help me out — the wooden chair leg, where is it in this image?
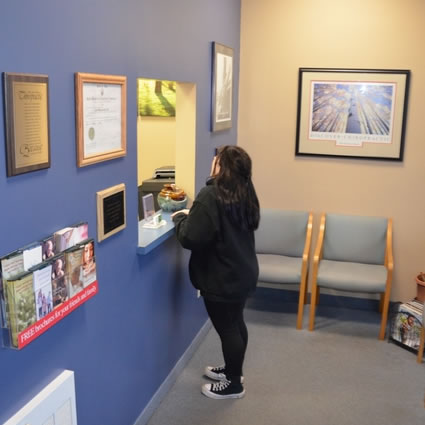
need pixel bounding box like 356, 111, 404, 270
379, 291, 391, 340
379, 293, 384, 313
296, 291, 305, 330
303, 271, 309, 305
417, 327, 425, 364
297, 276, 308, 330
309, 283, 319, 331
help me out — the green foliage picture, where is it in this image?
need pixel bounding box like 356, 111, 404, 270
138, 78, 176, 117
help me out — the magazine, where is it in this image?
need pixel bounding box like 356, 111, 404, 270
41, 235, 56, 261
65, 246, 84, 298
391, 301, 424, 350
0, 250, 25, 328
50, 254, 68, 308
32, 263, 53, 321
81, 239, 96, 287
54, 227, 75, 253
5, 271, 36, 348
72, 222, 89, 245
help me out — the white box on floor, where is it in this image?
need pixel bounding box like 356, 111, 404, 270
4, 370, 77, 425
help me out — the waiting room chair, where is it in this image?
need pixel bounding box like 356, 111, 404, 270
255, 209, 313, 330
417, 305, 424, 363
308, 213, 393, 340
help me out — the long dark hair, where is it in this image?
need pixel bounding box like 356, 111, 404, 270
214, 145, 260, 231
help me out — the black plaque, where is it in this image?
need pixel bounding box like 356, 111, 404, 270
97, 183, 126, 242
103, 191, 125, 235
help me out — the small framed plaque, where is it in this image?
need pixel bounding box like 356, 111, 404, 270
75, 72, 127, 167
96, 183, 126, 242
142, 193, 155, 223
3, 73, 51, 177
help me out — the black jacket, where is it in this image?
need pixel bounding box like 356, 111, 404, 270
173, 180, 258, 302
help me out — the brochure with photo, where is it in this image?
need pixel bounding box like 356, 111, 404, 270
81, 239, 96, 287
72, 222, 89, 245
41, 235, 56, 261
50, 253, 68, 308
65, 246, 84, 298
1, 250, 25, 280
5, 271, 36, 348
54, 227, 75, 253
32, 263, 53, 321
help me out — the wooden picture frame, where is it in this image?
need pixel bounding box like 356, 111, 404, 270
211, 42, 234, 132
3, 73, 51, 177
75, 73, 127, 167
96, 183, 126, 242
295, 68, 410, 161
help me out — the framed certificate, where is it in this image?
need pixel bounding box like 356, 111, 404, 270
75, 73, 127, 167
3, 73, 51, 177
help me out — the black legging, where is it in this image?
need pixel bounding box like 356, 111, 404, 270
204, 298, 248, 381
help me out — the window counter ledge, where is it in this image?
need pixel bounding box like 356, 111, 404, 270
137, 212, 176, 255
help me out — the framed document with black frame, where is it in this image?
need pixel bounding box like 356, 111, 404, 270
96, 183, 126, 242
75, 72, 127, 167
3, 73, 51, 177
211, 42, 234, 132
295, 68, 410, 161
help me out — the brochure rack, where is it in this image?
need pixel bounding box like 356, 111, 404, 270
1, 224, 98, 350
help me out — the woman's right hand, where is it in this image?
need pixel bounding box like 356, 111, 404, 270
171, 209, 190, 218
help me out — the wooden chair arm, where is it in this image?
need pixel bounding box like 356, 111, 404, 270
302, 212, 313, 263
385, 218, 393, 271
313, 213, 326, 264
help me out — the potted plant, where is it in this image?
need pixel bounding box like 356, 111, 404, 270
415, 273, 425, 302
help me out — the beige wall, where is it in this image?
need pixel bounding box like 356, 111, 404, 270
137, 116, 176, 185
239, 0, 425, 301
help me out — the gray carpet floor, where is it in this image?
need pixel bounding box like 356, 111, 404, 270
146, 293, 425, 425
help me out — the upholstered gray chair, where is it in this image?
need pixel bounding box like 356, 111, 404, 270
256, 209, 313, 329
308, 213, 393, 340
418, 305, 425, 363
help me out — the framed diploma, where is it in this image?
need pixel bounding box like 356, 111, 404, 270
75, 73, 127, 167
3, 73, 51, 177
96, 183, 126, 242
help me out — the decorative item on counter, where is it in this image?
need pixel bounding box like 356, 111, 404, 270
157, 183, 187, 212
415, 273, 425, 302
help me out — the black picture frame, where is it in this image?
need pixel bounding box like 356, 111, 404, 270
295, 68, 410, 161
211, 42, 234, 132
3, 73, 51, 176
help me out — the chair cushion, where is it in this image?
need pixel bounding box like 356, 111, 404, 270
323, 214, 387, 265
257, 253, 302, 284
317, 259, 387, 293
256, 209, 308, 257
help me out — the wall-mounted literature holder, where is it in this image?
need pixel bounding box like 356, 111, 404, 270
0, 223, 98, 350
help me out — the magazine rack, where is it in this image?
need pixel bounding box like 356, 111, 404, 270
1, 225, 98, 350
2, 280, 98, 349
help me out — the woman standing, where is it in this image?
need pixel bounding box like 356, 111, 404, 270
172, 145, 260, 399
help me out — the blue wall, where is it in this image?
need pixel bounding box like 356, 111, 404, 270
0, 1, 241, 424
